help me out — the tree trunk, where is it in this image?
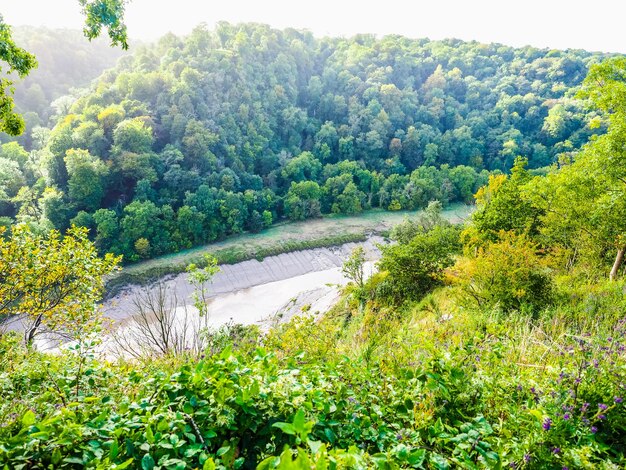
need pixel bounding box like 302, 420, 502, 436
610, 246, 626, 281
25, 313, 43, 348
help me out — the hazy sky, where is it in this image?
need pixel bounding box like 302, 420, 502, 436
2, 0, 625, 53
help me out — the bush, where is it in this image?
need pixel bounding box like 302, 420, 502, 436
377, 224, 461, 303
454, 231, 553, 312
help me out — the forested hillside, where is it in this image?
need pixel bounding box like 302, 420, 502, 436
0, 23, 609, 262
0, 26, 125, 148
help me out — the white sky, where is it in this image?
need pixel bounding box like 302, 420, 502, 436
2, 0, 625, 53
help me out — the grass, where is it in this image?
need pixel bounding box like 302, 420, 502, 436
104, 203, 473, 296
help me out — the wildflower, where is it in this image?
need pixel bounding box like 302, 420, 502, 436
598, 414, 606, 420
581, 402, 589, 413
552, 447, 561, 454
598, 403, 608, 411
615, 396, 623, 404
563, 413, 571, 420
524, 454, 532, 463
591, 426, 598, 433
542, 418, 552, 431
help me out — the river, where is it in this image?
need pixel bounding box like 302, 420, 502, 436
94, 237, 382, 356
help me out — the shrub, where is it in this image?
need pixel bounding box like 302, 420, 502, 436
377, 224, 461, 302
454, 231, 553, 312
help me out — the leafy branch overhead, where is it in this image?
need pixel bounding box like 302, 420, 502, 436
0, 1, 129, 136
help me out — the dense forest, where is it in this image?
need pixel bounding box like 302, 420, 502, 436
0, 23, 610, 261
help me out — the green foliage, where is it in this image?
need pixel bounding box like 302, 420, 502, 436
2, 23, 608, 263
378, 224, 461, 302
0, 15, 38, 136
5, 54, 626, 470
0, 5, 127, 137
187, 254, 220, 317
1, 299, 625, 468
454, 231, 554, 313
0, 225, 120, 345
79, 0, 129, 50
466, 157, 543, 246
341, 246, 366, 289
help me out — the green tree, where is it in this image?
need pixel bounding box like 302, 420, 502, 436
65, 148, 108, 211
455, 231, 553, 312
284, 181, 322, 221
342, 246, 366, 289
466, 157, 543, 247
0, 225, 120, 346
187, 255, 220, 318
378, 224, 461, 302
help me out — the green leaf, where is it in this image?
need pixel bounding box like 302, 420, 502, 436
63, 457, 86, 464
141, 454, 155, 470
272, 422, 296, 435
21, 410, 36, 426
110, 440, 119, 460
528, 409, 543, 422
51, 448, 61, 465
203, 459, 216, 470
293, 408, 306, 432
145, 425, 154, 443
408, 448, 426, 466
216, 446, 230, 457
114, 458, 135, 469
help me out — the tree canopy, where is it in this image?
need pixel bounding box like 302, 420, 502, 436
0, 23, 614, 263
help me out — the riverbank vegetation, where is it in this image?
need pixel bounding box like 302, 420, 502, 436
104, 203, 470, 296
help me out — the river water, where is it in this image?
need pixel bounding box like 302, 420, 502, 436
103, 237, 382, 333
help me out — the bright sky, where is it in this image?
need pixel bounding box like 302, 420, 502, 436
2, 0, 625, 53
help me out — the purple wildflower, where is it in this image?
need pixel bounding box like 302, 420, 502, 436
552, 447, 561, 454
615, 396, 623, 404
563, 413, 571, 420
543, 417, 552, 431
598, 403, 608, 411
598, 414, 606, 420
591, 426, 598, 433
